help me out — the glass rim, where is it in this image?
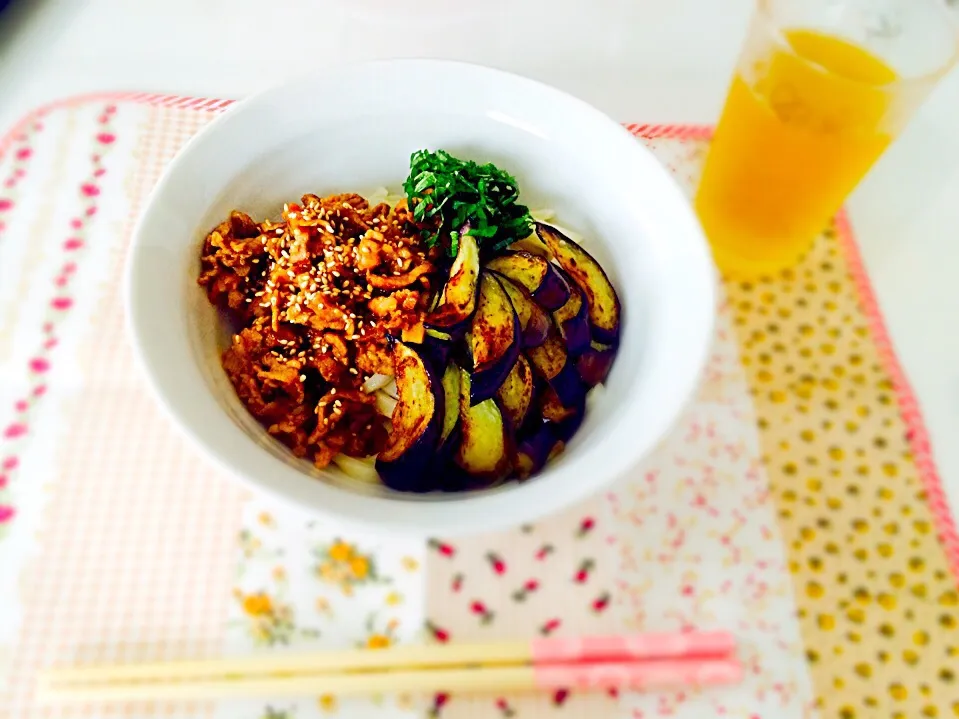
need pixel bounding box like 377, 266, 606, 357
755, 0, 959, 90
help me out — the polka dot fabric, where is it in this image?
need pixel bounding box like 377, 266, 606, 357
627, 126, 959, 719
723, 224, 959, 719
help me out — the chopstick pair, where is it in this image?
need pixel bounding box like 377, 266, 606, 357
39, 631, 742, 703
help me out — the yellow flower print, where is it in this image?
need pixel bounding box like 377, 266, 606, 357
318, 694, 337, 713
238, 529, 272, 560
362, 612, 398, 650
314, 540, 382, 595
235, 591, 299, 646
318, 560, 338, 582
258, 512, 275, 527
401, 556, 419, 572
385, 591, 403, 606
367, 633, 392, 650
350, 556, 370, 580
329, 540, 354, 562
272, 566, 287, 582
243, 593, 273, 617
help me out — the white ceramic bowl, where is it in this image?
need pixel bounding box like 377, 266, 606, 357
126, 59, 715, 536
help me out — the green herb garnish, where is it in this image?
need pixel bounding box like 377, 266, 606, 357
403, 149, 534, 257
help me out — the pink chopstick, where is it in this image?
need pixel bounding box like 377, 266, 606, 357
531, 631, 736, 664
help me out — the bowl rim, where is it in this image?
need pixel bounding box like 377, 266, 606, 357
125, 58, 716, 536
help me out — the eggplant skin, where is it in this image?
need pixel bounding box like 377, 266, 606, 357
550, 391, 586, 444
531, 263, 571, 312
377, 442, 435, 493
539, 384, 579, 424
575, 341, 616, 387
514, 386, 585, 481
419, 329, 456, 369
469, 273, 521, 404
376, 341, 443, 492
524, 327, 566, 383
489, 271, 550, 348
454, 368, 511, 482
515, 422, 555, 480
552, 282, 591, 356
535, 223, 621, 345
485, 251, 570, 311
496, 355, 534, 430
428, 232, 480, 329
524, 318, 584, 408
549, 360, 586, 408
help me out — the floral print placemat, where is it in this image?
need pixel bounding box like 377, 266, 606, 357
0, 96, 955, 719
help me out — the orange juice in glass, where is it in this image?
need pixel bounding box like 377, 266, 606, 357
696, 0, 958, 275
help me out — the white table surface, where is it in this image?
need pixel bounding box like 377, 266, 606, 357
2, 0, 958, 511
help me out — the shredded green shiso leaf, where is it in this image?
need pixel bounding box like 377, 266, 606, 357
403, 149, 534, 257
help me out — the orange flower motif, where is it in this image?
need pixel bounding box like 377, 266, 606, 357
349, 556, 370, 580
318, 560, 339, 583
329, 540, 354, 562
242, 593, 273, 616
367, 634, 391, 650
318, 694, 337, 713
315, 540, 379, 594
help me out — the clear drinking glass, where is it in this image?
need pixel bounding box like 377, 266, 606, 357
696, 0, 959, 276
